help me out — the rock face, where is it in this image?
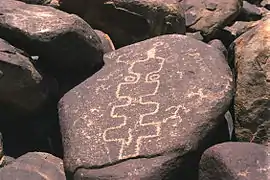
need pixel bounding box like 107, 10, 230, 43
232, 18, 270, 145
59, 34, 233, 179
94, 30, 115, 53
183, 0, 243, 38
0, 152, 65, 180
0, 38, 53, 113
199, 142, 270, 180
59, 0, 186, 48
0, 0, 104, 92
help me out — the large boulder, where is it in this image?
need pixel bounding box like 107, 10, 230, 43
199, 142, 270, 180
0, 152, 65, 180
183, 0, 243, 39
58, 34, 233, 179
0, 38, 54, 114
0, 0, 104, 93
59, 0, 186, 48
231, 18, 270, 145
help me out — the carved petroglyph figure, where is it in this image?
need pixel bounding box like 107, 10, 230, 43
103, 42, 184, 159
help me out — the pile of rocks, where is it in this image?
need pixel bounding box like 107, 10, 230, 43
0, 0, 269, 179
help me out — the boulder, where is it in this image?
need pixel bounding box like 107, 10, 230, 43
0, 152, 65, 180
183, 0, 243, 39
231, 18, 270, 145
59, 0, 186, 48
199, 142, 270, 180
0, 38, 54, 114
58, 34, 233, 179
0, 0, 104, 93
94, 30, 115, 53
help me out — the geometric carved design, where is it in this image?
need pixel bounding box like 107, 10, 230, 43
103, 46, 166, 159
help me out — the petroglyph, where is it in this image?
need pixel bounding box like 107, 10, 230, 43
102, 42, 180, 159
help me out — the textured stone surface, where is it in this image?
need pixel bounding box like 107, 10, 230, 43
60, 0, 186, 47
208, 39, 228, 59
0, 0, 103, 91
183, 0, 243, 38
59, 34, 233, 179
232, 18, 270, 145
237, 1, 262, 21
94, 30, 115, 53
0, 38, 54, 113
0, 152, 65, 180
225, 20, 261, 37
199, 142, 270, 180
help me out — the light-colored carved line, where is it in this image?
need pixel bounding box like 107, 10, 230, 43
103, 45, 167, 159
128, 56, 166, 159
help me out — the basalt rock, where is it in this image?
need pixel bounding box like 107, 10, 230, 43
0, 38, 55, 115
232, 18, 270, 145
0, 0, 104, 94
59, 0, 186, 48
0, 152, 65, 180
59, 34, 233, 179
183, 0, 243, 39
199, 142, 270, 180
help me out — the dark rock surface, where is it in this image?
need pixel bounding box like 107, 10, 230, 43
199, 142, 270, 180
59, 34, 233, 179
237, 1, 263, 21
0, 0, 269, 179
182, 0, 243, 38
59, 0, 186, 48
0, 0, 104, 94
0, 38, 54, 114
231, 18, 270, 145
0, 152, 65, 180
